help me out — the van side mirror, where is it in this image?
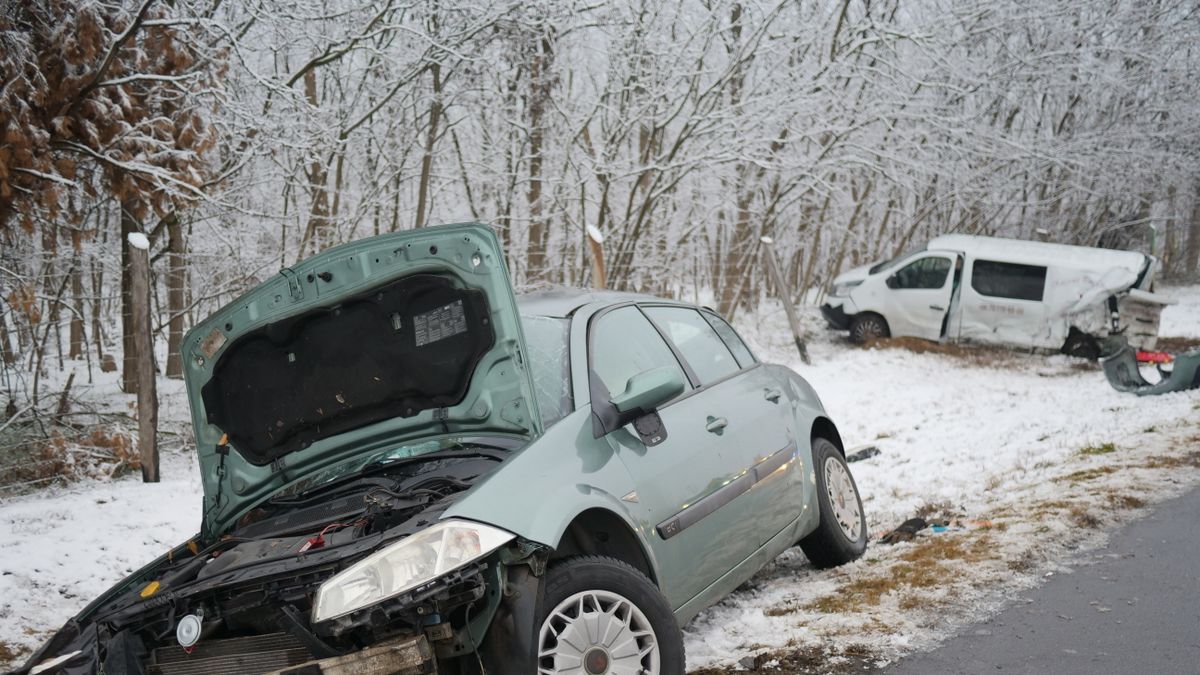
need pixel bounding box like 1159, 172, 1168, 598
610, 367, 686, 423
885, 275, 899, 289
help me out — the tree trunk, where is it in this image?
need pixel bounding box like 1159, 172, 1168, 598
128, 233, 159, 483
298, 69, 331, 256
525, 34, 553, 283
69, 229, 85, 359
1183, 184, 1200, 277
91, 256, 105, 363
414, 62, 443, 229
165, 213, 186, 378
121, 203, 138, 394
0, 307, 14, 365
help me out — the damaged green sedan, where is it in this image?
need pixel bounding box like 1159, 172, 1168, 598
14, 223, 866, 675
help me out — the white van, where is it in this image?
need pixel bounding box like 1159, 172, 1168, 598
821, 234, 1171, 355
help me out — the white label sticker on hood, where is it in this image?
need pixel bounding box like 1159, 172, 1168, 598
414, 299, 468, 346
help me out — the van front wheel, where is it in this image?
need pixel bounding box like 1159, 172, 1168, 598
849, 314, 889, 344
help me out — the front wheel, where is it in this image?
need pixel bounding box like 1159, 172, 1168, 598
536, 556, 684, 675
849, 313, 890, 344
800, 437, 868, 568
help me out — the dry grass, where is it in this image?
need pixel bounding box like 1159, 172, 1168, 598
1107, 492, 1147, 510
1059, 466, 1118, 482
860, 336, 1018, 366
1144, 450, 1200, 469
913, 500, 963, 520
0, 426, 137, 491
801, 535, 995, 615
1078, 442, 1117, 456
0, 640, 20, 667
690, 643, 878, 674
1068, 506, 1103, 529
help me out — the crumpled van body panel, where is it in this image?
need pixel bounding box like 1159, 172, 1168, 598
823, 235, 1171, 352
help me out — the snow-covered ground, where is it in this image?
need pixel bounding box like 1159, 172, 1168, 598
1, 288, 1198, 670
1158, 283, 1200, 338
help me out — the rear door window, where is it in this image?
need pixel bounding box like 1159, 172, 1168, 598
971, 260, 1047, 301
700, 310, 757, 368
643, 306, 739, 385
590, 306, 688, 398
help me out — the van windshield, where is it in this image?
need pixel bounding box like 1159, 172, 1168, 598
869, 248, 922, 275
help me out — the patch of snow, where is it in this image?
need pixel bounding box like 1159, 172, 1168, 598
586, 224, 605, 244
126, 232, 150, 250
1158, 284, 1200, 338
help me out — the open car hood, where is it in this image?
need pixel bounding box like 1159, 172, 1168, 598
182, 223, 541, 536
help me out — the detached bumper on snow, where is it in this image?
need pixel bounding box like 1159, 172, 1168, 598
1099, 336, 1200, 396
821, 303, 852, 330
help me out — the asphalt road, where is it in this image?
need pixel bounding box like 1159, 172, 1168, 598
884, 485, 1200, 675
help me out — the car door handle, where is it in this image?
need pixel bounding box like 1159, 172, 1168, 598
929, 305, 945, 311
764, 388, 783, 403
705, 416, 728, 434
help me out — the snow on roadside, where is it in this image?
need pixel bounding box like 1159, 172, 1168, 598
0, 452, 201, 655
0, 287, 1197, 669
1158, 284, 1200, 338
682, 289, 1200, 670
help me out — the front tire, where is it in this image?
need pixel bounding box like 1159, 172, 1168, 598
800, 437, 868, 568
536, 556, 684, 675
849, 313, 890, 344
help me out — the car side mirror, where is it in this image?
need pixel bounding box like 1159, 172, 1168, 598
610, 367, 686, 422
885, 275, 899, 289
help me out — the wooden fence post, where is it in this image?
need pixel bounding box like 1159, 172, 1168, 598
587, 225, 607, 290
761, 236, 811, 364
128, 232, 159, 483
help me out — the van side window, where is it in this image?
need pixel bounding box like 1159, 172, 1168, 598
892, 256, 952, 289
971, 260, 1047, 301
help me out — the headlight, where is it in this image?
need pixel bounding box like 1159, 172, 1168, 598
831, 280, 863, 297
312, 519, 514, 623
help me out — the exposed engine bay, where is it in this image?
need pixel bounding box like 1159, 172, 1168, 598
25, 445, 545, 675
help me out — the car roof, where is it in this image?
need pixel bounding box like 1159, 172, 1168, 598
516, 286, 678, 318
926, 234, 1149, 272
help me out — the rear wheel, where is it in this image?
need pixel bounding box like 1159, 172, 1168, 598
849, 313, 889, 344
536, 556, 683, 675
800, 437, 868, 569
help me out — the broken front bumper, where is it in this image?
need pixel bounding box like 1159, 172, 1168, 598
269, 635, 435, 675
821, 303, 852, 330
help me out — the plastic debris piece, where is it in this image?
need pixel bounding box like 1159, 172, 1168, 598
846, 445, 881, 463
877, 517, 927, 544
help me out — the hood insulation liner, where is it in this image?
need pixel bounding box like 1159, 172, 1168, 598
201, 273, 495, 465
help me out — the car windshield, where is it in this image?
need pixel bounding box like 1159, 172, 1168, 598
521, 315, 572, 426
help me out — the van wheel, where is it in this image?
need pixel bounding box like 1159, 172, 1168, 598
536, 556, 684, 675
800, 438, 868, 569
849, 314, 889, 344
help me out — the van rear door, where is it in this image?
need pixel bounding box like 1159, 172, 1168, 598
957, 259, 1050, 348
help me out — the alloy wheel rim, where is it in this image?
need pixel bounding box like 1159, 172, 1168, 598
538, 589, 660, 675
824, 456, 863, 541
853, 319, 882, 341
